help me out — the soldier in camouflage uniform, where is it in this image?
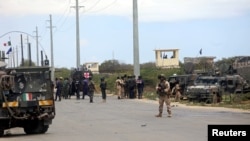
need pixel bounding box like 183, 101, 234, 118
88, 77, 96, 103
115, 76, 123, 99
155, 74, 172, 117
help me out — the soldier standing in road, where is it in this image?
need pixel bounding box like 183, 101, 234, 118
55, 77, 63, 101
75, 79, 81, 100
128, 75, 137, 99
88, 77, 96, 103
100, 77, 107, 102
155, 74, 172, 117
123, 74, 129, 99
115, 76, 123, 99
62, 77, 70, 99
82, 77, 89, 99
136, 76, 144, 99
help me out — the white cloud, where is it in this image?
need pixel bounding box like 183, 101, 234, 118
1, 0, 250, 22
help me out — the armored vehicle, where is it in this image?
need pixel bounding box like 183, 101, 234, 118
0, 66, 55, 137
186, 76, 223, 103
220, 74, 250, 94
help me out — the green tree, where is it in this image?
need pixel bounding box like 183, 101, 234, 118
20, 59, 36, 67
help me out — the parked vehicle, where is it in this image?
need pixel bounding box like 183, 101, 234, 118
186, 76, 223, 103
0, 66, 55, 137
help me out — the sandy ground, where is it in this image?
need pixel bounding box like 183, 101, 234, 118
135, 97, 250, 113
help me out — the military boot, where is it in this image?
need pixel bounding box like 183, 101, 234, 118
155, 113, 162, 117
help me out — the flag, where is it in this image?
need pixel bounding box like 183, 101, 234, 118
3, 41, 11, 46
6, 47, 12, 54
22, 93, 33, 101
8, 41, 11, 46
199, 48, 202, 55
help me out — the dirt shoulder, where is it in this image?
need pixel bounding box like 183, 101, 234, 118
136, 98, 250, 113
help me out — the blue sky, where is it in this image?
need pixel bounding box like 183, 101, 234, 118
0, 0, 250, 69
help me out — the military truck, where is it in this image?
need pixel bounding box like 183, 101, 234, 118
220, 74, 250, 94
0, 66, 55, 137
69, 66, 93, 97
186, 76, 223, 103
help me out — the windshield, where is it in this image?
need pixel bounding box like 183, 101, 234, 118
12, 72, 49, 93
195, 77, 219, 85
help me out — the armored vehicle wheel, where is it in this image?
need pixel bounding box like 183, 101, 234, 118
24, 120, 49, 134
0, 129, 4, 137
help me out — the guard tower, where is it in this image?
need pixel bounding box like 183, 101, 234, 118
154, 49, 180, 68
84, 62, 99, 74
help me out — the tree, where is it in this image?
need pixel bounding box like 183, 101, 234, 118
20, 59, 36, 67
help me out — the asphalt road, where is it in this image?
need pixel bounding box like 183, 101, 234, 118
2, 94, 250, 141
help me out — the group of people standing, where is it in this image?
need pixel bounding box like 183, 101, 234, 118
115, 75, 145, 99
54, 76, 96, 103
54, 73, 181, 118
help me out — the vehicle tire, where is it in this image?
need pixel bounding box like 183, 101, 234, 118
0, 129, 4, 137
24, 120, 49, 134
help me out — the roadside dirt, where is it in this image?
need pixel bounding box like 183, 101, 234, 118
136, 98, 250, 113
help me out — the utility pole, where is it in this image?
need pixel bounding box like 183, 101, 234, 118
26, 35, 30, 61
72, 0, 83, 69
16, 46, 18, 67
35, 26, 39, 66
133, 0, 140, 78
48, 14, 55, 81
20, 34, 24, 66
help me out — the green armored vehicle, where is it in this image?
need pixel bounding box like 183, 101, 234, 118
0, 66, 55, 137
186, 76, 223, 103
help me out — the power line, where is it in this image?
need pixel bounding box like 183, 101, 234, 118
84, 0, 117, 13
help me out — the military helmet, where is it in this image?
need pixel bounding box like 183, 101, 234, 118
158, 74, 166, 79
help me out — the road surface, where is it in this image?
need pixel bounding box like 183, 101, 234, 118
2, 94, 250, 141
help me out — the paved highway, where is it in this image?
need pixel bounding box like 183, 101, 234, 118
2, 94, 250, 141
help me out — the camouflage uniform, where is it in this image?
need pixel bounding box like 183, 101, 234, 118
62, 78, 70, 99
172, 82, 181, 102
88, 77, 96, 103
155, 75, 172, 117
100, 77, 107, 102
115, 77, 122, 99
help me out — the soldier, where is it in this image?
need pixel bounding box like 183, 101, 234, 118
55, 77, 63, 101
100, 77, 107, 102
62, 77, 70, 99
128, 75, 136, 99
88, 77, 96, 103
82, 77, 89, 99
172, 80, 181, 106
123, 74, 129, 99
155, 74, 172, 117
115, 76, 122, 99
120, 76, 125, 98
75, 79, 81, 100
136, 75, 144, 99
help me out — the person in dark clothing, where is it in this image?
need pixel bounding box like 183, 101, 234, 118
136, 76, 144, 99
55, 77, 63, 101
82, 77, 89, 99
128, 75, 136, 99
62, 77, 70, 99
70, 78, 77, 97
100, 77, 107, 102
75, 79, 80, 100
